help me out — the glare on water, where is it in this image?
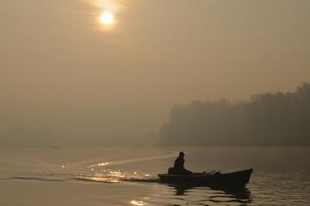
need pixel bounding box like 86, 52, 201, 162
1, 147, 310, 206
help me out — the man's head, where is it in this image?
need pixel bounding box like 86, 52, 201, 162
179, 151, 185, 157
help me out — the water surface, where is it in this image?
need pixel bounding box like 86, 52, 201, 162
0, 146, 309, 206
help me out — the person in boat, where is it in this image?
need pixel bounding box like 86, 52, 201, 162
168, 151, 192, 175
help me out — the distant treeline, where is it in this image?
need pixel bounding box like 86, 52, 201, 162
160, 83, 310, 146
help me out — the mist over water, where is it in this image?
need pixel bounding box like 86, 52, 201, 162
1, 0, 310, 205
1, 146, 309, 206
1, 0, 310, 142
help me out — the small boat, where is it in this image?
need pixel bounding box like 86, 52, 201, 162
158, 168, 253, 187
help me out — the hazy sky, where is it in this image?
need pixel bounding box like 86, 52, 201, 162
1, 0, 310, 139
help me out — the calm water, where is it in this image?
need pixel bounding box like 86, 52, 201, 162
0, 146, 309, 206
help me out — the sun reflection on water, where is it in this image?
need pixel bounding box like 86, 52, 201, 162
131, 200, 147, 206
97, 161, 112, 166
89, 161, 113, 169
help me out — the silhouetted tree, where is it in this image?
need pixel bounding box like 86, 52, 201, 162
160, 82, 310, 146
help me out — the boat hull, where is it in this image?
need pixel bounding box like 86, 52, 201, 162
158, 169, 253, 187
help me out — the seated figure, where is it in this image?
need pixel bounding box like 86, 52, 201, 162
168, 151, 192, 175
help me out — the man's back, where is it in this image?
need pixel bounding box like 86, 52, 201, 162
169, 151, 192, 175
174, 156, 185, 170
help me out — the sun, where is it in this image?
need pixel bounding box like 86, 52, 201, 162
99, 11, 115, 25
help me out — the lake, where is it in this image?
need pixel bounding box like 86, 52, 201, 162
0, 146, 309, 206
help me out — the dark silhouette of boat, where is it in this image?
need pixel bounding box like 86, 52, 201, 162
158, 168, 253, 187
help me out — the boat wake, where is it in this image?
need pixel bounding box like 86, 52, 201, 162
73, 173, 160, 184
6, 152, 178, 185
10, 176, 65, 182
9, 175, 160, 183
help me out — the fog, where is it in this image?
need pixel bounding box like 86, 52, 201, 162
1, 0, 310, 146
160, 83, 310, 146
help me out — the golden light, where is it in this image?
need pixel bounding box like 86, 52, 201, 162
131, 200, 147, 206
99, 11, 115, 25
81, 0, 124, 32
